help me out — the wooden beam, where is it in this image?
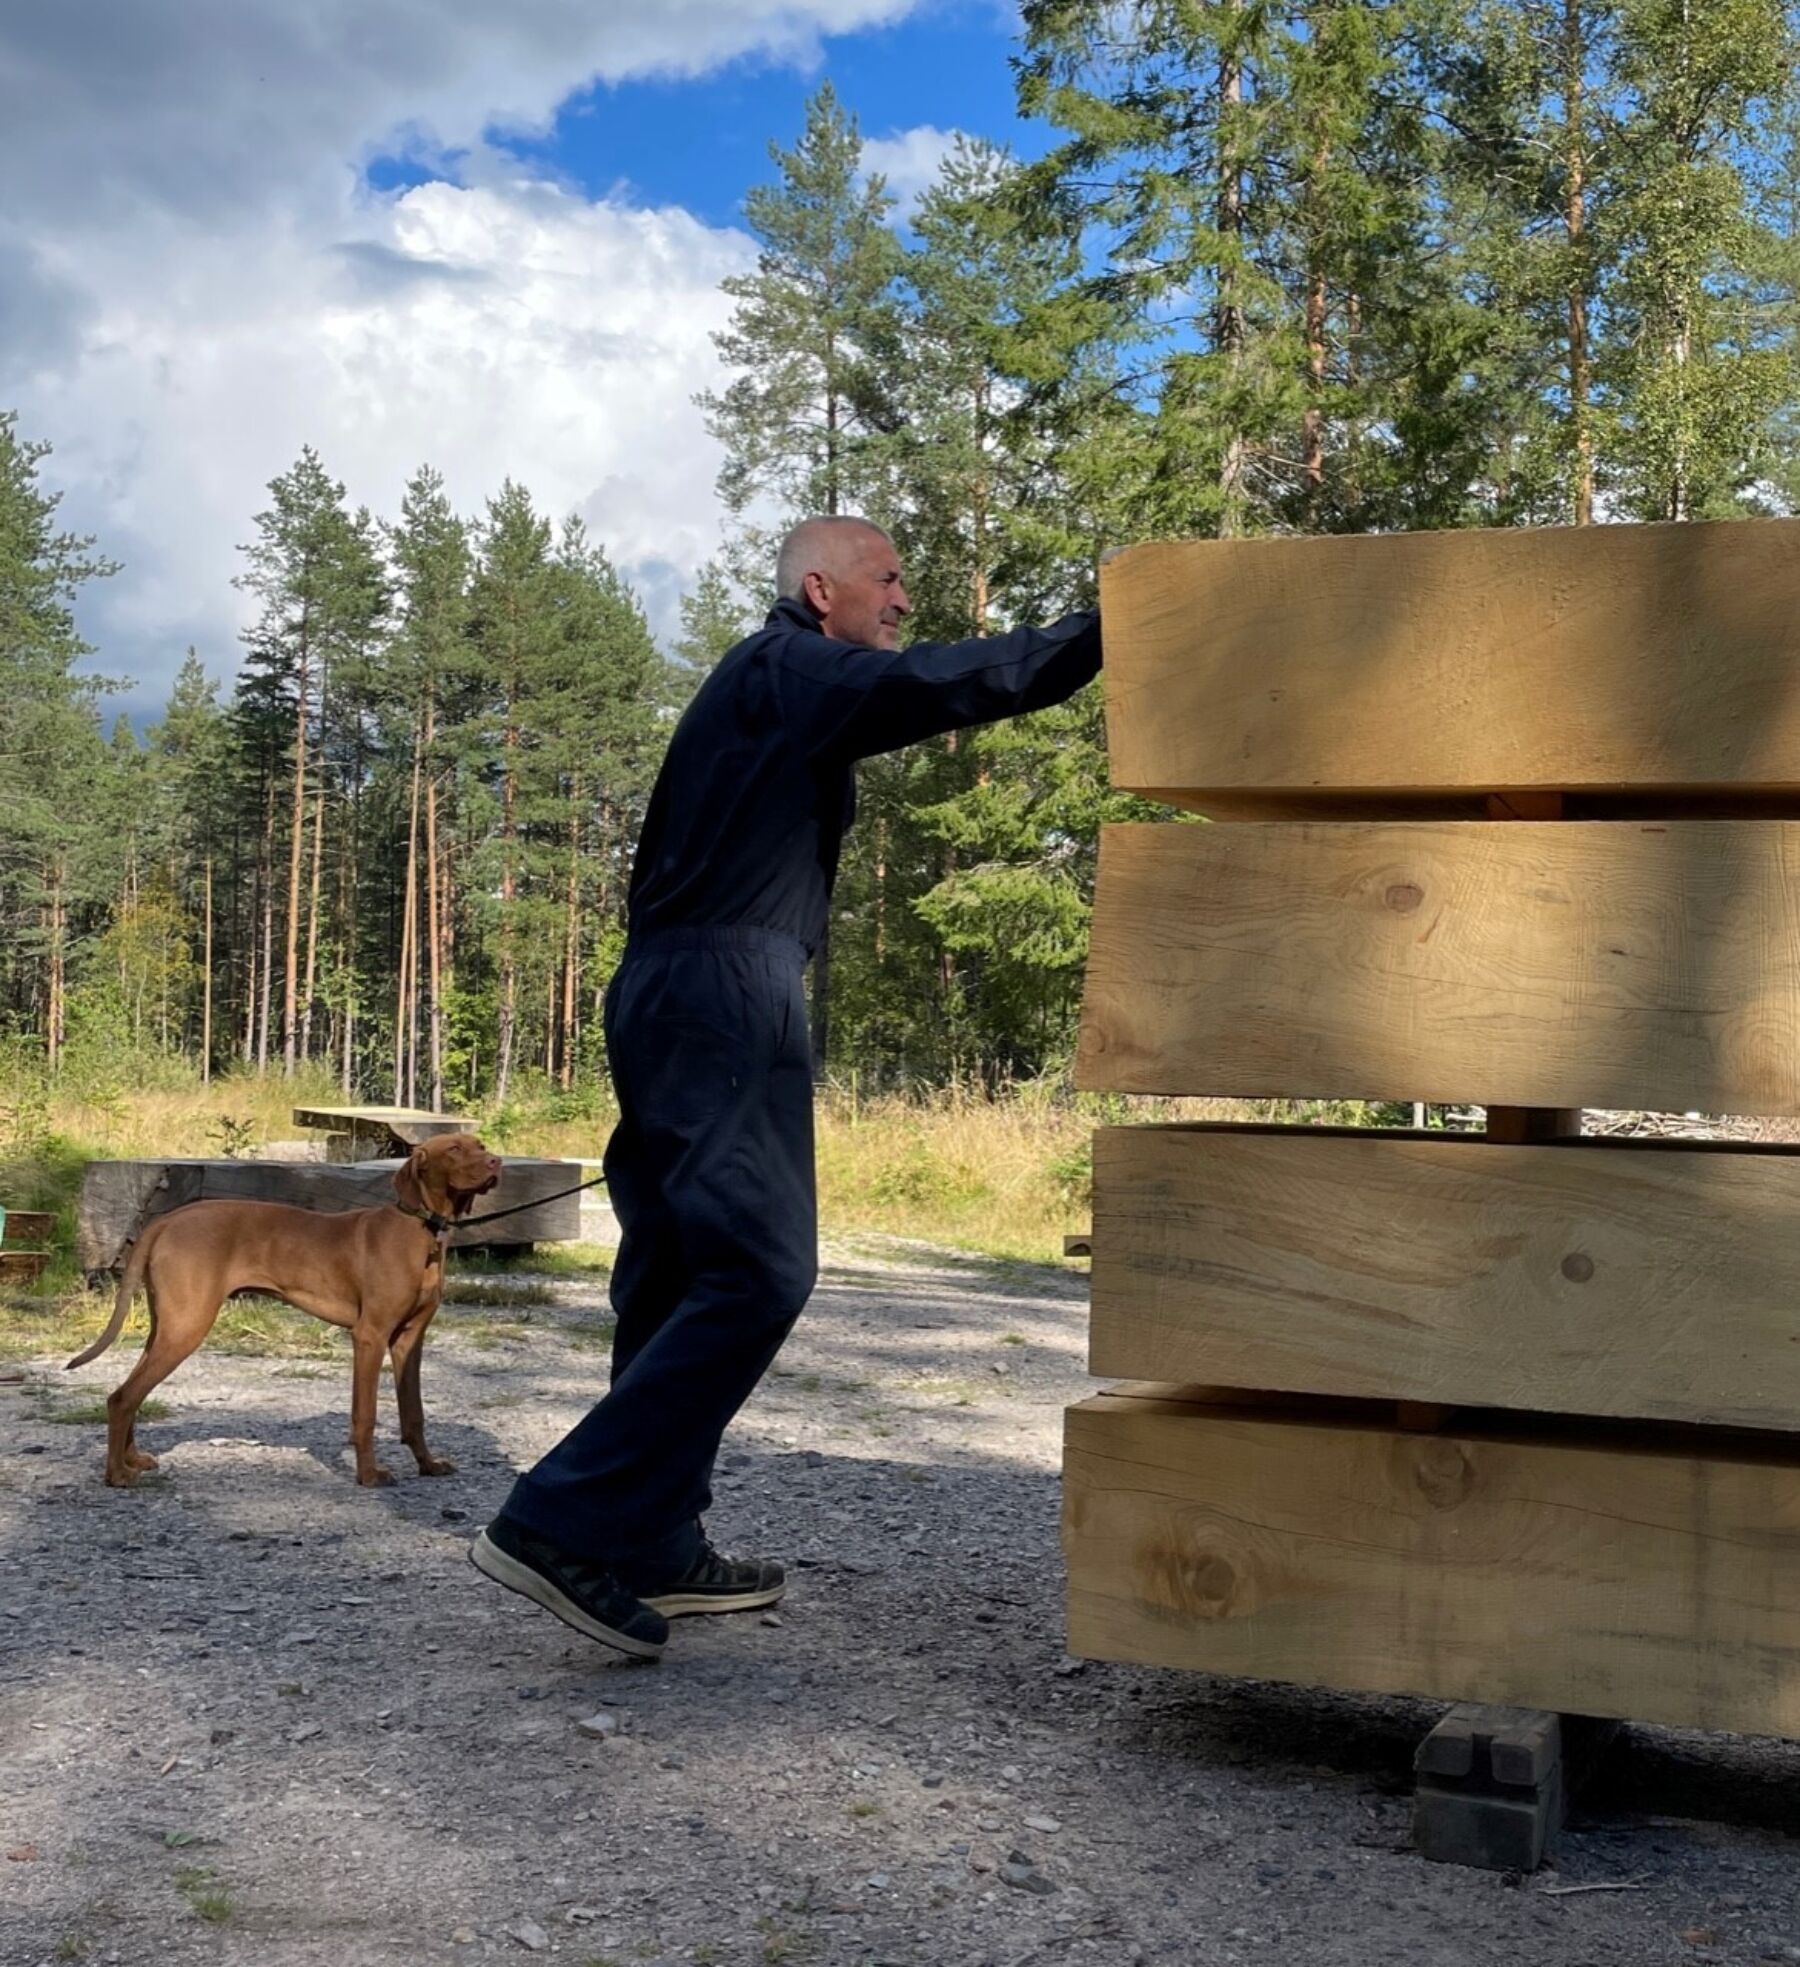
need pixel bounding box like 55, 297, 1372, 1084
1089, 1128, 1800, 1432
1099, 521, 1800, 815
1063, 1390, 1800, 1738
1076, 819, 1800, 1113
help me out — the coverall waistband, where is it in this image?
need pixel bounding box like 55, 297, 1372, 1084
629, 924, 810, 965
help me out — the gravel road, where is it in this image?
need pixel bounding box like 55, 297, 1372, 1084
3, 1237, 1797, 1967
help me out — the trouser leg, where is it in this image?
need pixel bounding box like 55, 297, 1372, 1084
499, 943, 816, 1575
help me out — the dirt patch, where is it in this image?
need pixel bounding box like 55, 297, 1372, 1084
2, 1242, 1797, 1966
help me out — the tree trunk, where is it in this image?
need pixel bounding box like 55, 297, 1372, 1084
202, 856, 213, 1084
300, 788, 325, 1061
45, 863, 65, 1074
258, 779, 275, 1072
395, 723, 421, 1107
1216, 6, 1248, 537
283, 624, 309, 1074
425, 701, 445, 1111
560, 795, 580, 1092
496, 707, 519, 1101
1565, 0, 1594, 526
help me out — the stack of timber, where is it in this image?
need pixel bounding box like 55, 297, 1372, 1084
1069, 519, 1800, 1787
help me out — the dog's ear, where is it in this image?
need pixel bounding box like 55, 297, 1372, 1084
394, 1147, 427, 1214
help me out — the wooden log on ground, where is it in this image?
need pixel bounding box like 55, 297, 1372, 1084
1099, 521, 1800, 816
1089, 1126, 1800, 1432
77, 1157, 583, 1273
1076, 819, 1800, 1112
1063, 1389, 1800, 1739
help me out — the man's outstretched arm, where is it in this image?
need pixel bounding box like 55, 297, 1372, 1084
778, 611, 1102, 764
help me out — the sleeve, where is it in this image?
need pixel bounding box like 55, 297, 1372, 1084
773, 612, 1102, 764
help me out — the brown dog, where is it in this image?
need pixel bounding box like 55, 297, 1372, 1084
67, 1133, 502, 1489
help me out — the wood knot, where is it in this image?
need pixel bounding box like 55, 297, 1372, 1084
1384, 882, 1424, 914
1560, 1251, 1595, 1284
1183, 1552, 1240, 1618
1145, 1544, 1242, 1619
1412, 1439, 1475, 1511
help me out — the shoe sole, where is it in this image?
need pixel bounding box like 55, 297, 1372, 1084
642, 1580, 787, 1618
469, 1531, 666, 1660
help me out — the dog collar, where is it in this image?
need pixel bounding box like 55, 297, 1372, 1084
399, 1203, 455, 1237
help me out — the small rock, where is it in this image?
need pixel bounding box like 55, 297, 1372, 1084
566, 1907, 602, 1924
282, 1628, 320, 1646
659, 1754, 686, 1770
865, 1872, 891, 1890
1023, 1814, 1062, 1834
451, 1931, 476, 1947
576, 1712, 619, 1740
440, 1507, 469, 1521
977, 1815, 1004, 1832
508, 1918, 550, 1951
1000, 1859, 1057, 1896
761, 1613, 783, 1628
288, 1722, 324, 1743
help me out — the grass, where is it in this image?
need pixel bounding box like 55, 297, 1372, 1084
174, 1865, 233, 1924
46, 1397, 168, 1424
439, 1277, 556, 1308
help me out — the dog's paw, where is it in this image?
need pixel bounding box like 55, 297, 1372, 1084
357, 1464, 397, 1488
125, 1449, 159, 1472
416, 1455, 457, 1478
103, 1466, 139, 1490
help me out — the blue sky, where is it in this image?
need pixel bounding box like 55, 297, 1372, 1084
0, 0, 1053, 727
456, 2, 1036, 228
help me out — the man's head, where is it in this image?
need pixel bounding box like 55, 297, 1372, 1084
775, 516, 911, 651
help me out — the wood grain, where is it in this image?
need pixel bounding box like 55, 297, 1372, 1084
1063, 1390, 1800, 1737
1076, 820, 1800, 1112
1089, 1127, 1800, 1431
1099, 521, 1800, 814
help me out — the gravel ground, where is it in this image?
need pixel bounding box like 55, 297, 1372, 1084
3, 1235, 1798, 1967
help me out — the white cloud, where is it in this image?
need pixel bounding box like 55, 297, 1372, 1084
861, 124, 964, 217
0, 0, 930, 716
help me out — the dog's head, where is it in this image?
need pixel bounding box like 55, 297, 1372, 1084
394, 1132, 503, 1221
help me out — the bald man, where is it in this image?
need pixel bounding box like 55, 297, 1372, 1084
473, 517, 1101, 1659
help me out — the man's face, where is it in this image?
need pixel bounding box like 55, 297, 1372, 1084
807, 529, 911, 650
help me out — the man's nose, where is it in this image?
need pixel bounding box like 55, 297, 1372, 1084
892, 585, 912, 616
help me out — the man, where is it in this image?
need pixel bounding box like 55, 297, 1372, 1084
471, 515, 1102, 1660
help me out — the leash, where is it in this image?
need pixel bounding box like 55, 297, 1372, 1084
401, 1172, 609, 1239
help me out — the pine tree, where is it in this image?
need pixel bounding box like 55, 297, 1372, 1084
699, 80, 907, 1074
0, 412, 118, 1065
234, 449, 387, 1074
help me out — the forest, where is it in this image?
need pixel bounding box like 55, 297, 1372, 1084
6, 0, 1799, 1115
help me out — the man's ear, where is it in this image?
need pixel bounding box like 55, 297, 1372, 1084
802, 567, 831, 616
394, 1148, 426, 1214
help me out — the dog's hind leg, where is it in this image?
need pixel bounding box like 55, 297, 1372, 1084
104, 1275, 215, 1488
390, 1310, 455, 1477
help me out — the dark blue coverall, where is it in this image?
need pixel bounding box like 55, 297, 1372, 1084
498, 594, 1102, 1583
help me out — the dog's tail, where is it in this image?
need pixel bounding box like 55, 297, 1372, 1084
66, 1221, 160, 1370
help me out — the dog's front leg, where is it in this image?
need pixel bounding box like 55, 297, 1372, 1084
349, 1326, 395, 1486
391, 1315, 455, 1477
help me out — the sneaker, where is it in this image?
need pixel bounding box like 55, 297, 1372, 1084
635, 1541, 786, 1618
470, 1517, 668, 1660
